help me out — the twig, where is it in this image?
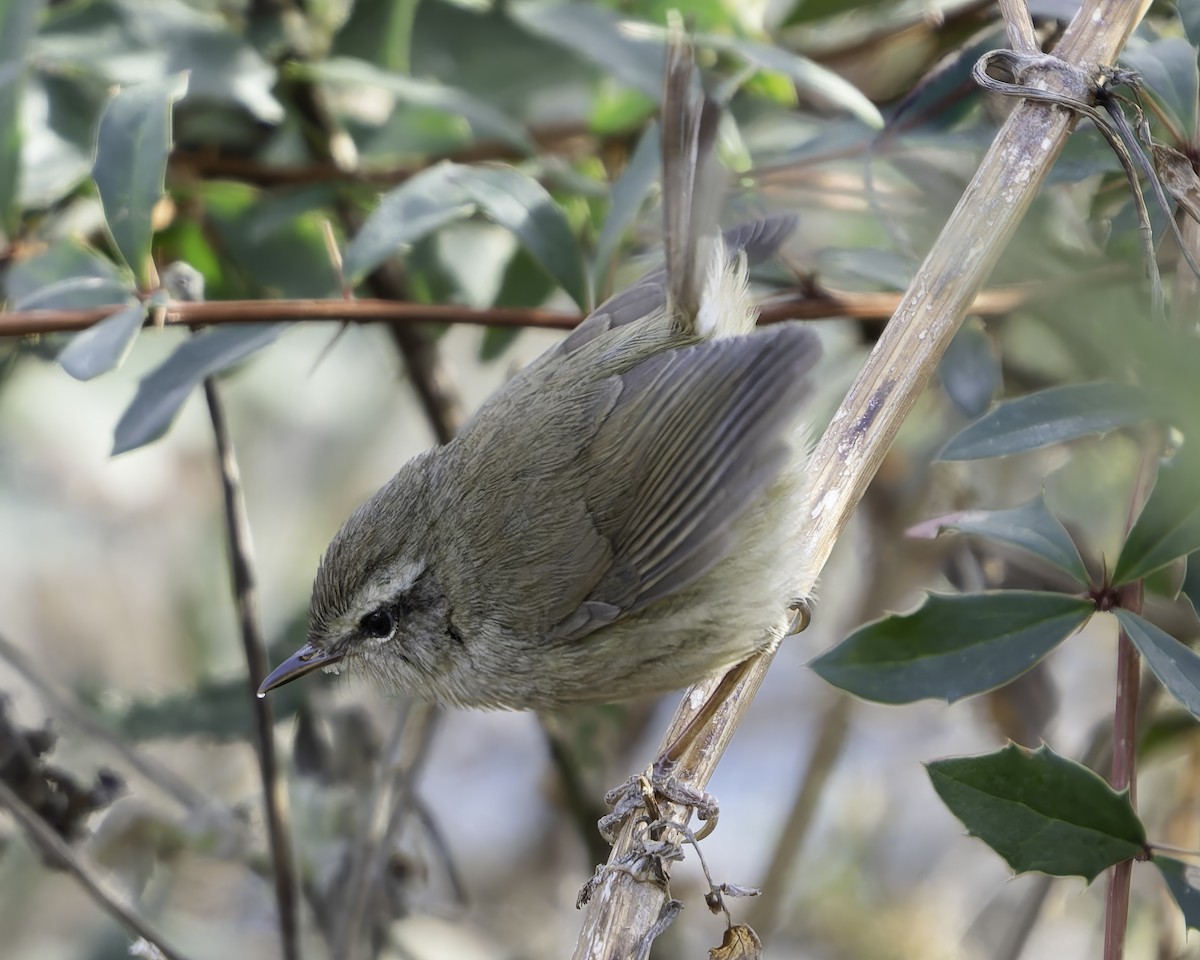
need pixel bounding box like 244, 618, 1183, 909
331, 702, 441, 960
0, 632, 215, 817
203, 379, 302, 960
169, 120, 610, 188
573, 2, 1146, 956
998, 0, 1040, 56
1104, 582, 1143, 960
744, 694, 852, 936
0, 777, 195, 960
0, 278, 1095, 338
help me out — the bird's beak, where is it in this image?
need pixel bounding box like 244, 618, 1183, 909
257, 643, 343, 697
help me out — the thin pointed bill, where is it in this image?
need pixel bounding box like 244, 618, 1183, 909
257, 643, 343, 697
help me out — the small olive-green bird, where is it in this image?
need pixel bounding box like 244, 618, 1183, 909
260, 36, 820, 710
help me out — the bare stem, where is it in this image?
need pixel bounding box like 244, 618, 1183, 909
1103, 583, 1143, 960
204, 378, 302, 960
0, 632, 216, 817
331, 702, 440, 960
574, 2, 1145, 955
0, 778, 195, 960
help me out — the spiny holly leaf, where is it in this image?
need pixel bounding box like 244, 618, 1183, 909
811, 592, 1092, 704
1115, 609, 1200, 722
939, 382, 1164, 461
1155, 856, 1200, 931
910, 496, 1089, 584
927, 744, 1145, 881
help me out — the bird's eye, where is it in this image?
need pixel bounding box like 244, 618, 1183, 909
359, 607, 395, 639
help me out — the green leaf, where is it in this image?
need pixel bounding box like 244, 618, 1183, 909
331, 0, 418, 74
1182, 551, 1200, 618
511, 2, 665, 99
700, 34, 883, 129
57, 302, 146, 380
443, 162, 590, 310
308, 57, 534, 153
593, 122, 659, 293
912, 496, 1089, 585
1113, 455, 1200, 585
201, 183, 338, 300
812, 592, 1092, 704
343, 164, 477, 284
6, 241, 132, 310
1155, 856, 1200, 931
112, 324, 285, 454
92, 74, 188, 284
1115, 610, 1200, 722
938, 321, 999, 420
1121, 39, 1198, 142
0, 0, 41, 237
939, 382, 1164, 461
927, 744, 1145, 881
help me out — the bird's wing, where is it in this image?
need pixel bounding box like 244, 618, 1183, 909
549, 322, 821, 642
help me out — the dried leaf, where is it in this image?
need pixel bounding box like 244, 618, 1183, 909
709, 923, 763, 960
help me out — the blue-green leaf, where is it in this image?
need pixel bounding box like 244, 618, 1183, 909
511, 2, 665, 99
1121, 39, 1198, 142
330, 0, 418, 74
812, 591, 1092, 704
593, 123, 659, 292
1155, 856, 1200, 931
928, 744, 1145, 881
58, 301, 146, 380
92, 74, 188, 284
443, 162, 589, 310
6, 241, 132, 310
1182, 551, 1200, 618
1113, 455, 1200, 585
1115, 609, 1200, 721
308, 57, 534, 153
344, 164, 476, 284
0, 0, 41, 236
939, 382, 1164, 461
939, 321, 999, 420
914, 496, 1089, 584
700, 34, 882, 129
113, 324, 285, 454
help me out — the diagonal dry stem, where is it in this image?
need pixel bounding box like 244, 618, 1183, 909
573, 2, 1148, 957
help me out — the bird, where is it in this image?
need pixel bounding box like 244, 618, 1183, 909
258, 31, 820, 712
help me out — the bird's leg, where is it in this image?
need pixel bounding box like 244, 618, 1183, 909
599, 600, 812, 845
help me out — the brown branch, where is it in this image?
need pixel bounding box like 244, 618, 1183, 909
170, 122, 620, 189
0, 281, 1056, 338
204, 380, 302, 960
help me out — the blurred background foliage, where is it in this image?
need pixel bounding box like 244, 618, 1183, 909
3, 0, 1200, 958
